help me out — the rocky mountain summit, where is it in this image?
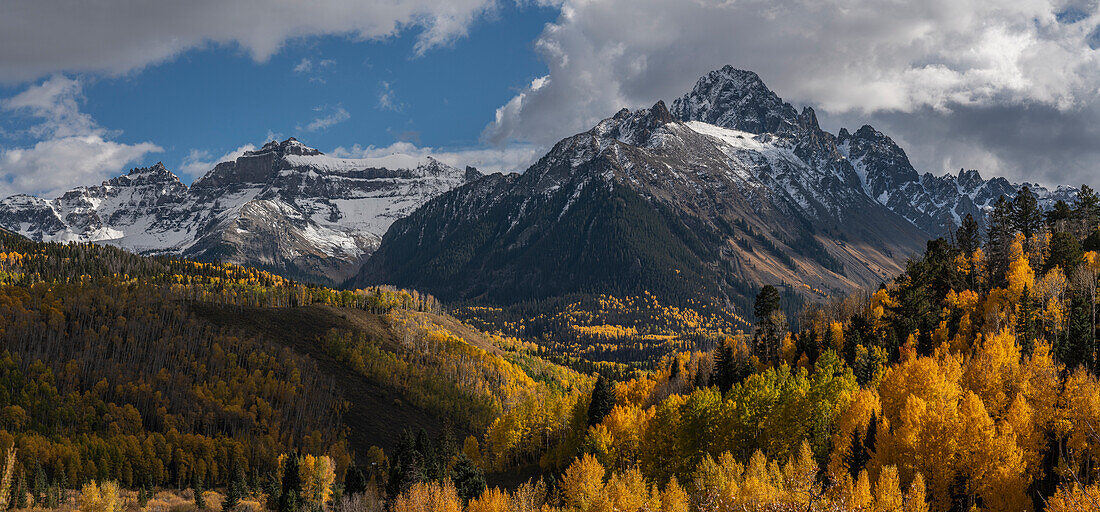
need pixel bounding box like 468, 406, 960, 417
0, 138, 475, 284
356, 66, 1076, 313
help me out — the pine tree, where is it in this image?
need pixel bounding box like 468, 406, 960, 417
342, 464, 367, 497
1018, 285, 1038, 356
987, 196, 1014, 286
193, 477, 206, 511
450, 454, 486, 504
278, 453, 300, 512
223, 476, 243, 511
31, 462, 45, 507
414, 429, 438, 480
843, 429, 869, 481
1074, 184, 1100, 236
1046, 231, 1083, 273
753, 285, 786, 362
137, 486, 151, 508
1062, 294, 1095, 370
955, 213, 981, 254
709, 340, 736, 393
587, 375, 616, 427
1011, 186, 1043, 240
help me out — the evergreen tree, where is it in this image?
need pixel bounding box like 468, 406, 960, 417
1062, 294, 1095, 370
1045, 231, 1083, 273
709, 340, 736, 393
31, 462, 45, 507
223, 474, 244, 511
955, 213, 982, 255
1074, 184, 1100, 236
1084, 228, 1100, 252
1011, 186, 1043, 240
1046, 200, 1074, 228
414, 429, 438, 480
193, 477, 206, 511
137, 486, 151, 508
1018, 285, 1038, 356
450, 454, 486, 504
8, 469, 24, 510
587, 375, 616, 427
387, 431, 421, 499
278, 453, 300, 512
987, 196, 1014, 286
342, 464, 367, 497
843, 429, 869, 481
753, 285, 786, 362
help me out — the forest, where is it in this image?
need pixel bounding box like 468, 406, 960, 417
0, 184, 1099, 512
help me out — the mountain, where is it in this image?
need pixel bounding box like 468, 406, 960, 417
0, 138, 476, 284
355, 66, 1075, 313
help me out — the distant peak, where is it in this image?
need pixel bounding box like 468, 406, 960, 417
248, 137, 322, 157
670, 65, 798, 134
128, 162, 168, 175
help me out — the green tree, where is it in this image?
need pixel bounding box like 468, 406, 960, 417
1011, 186, 1043, 241
587, 375, 616, 427
278, 453, 300, 512
1046, 231, 1083, 273
450, 454, 486, 503
955, 213, 981, 254
342, 464, 367, 497
753, 285, 786, 362
987, 195, 1014, 286
193, 478, 206, 511
1074, 184, 1100, 236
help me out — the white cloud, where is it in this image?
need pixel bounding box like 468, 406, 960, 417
0, 0, 502, 82
331, 140, 544, 175
299, 106, 351, 132
377, 81, 401, 112
0, 76, 161, 198
179, 144, 257, 179
293, 58, 313, 74
484, 0, 1100, 146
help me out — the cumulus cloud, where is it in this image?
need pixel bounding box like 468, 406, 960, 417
482, 0, 1100, 186
0, 0, 501, 82
0, 76, 161, 198
179, 144, 257, 180
331, 140, 543, 175
299, 106, 351, 132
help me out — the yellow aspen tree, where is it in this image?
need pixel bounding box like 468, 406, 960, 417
853, 470, 873, 511
605, 466, 653, 512
466, 487, 511, 512
660, 477, 689, 512
560, 454, 609, 512
873, 465, 904, 512
902, 473, 929, 512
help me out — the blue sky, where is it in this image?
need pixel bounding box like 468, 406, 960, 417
2, 0, 1099, 198
0, 2, 557, 188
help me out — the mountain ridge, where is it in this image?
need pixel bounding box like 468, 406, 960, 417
0, 138, 476, 284
355, 66, 1079, 315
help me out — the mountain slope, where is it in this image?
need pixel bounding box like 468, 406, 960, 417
0, 138, 476, 284
356, 102, 924, 313
356, 66, 1076, 316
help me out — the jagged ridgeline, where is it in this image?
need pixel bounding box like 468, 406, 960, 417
0, 229, 584, 490
356, 67, 1074, 361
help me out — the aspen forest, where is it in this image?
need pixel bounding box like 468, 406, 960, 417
0, 184, 1099, 512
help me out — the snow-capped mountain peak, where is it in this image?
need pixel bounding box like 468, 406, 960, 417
0, 138, 475, 284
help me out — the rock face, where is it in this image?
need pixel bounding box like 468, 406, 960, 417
355, 66, 1076, 313
0, 138, 474, 284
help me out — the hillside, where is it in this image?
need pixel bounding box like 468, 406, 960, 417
0, 229, 583, 490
